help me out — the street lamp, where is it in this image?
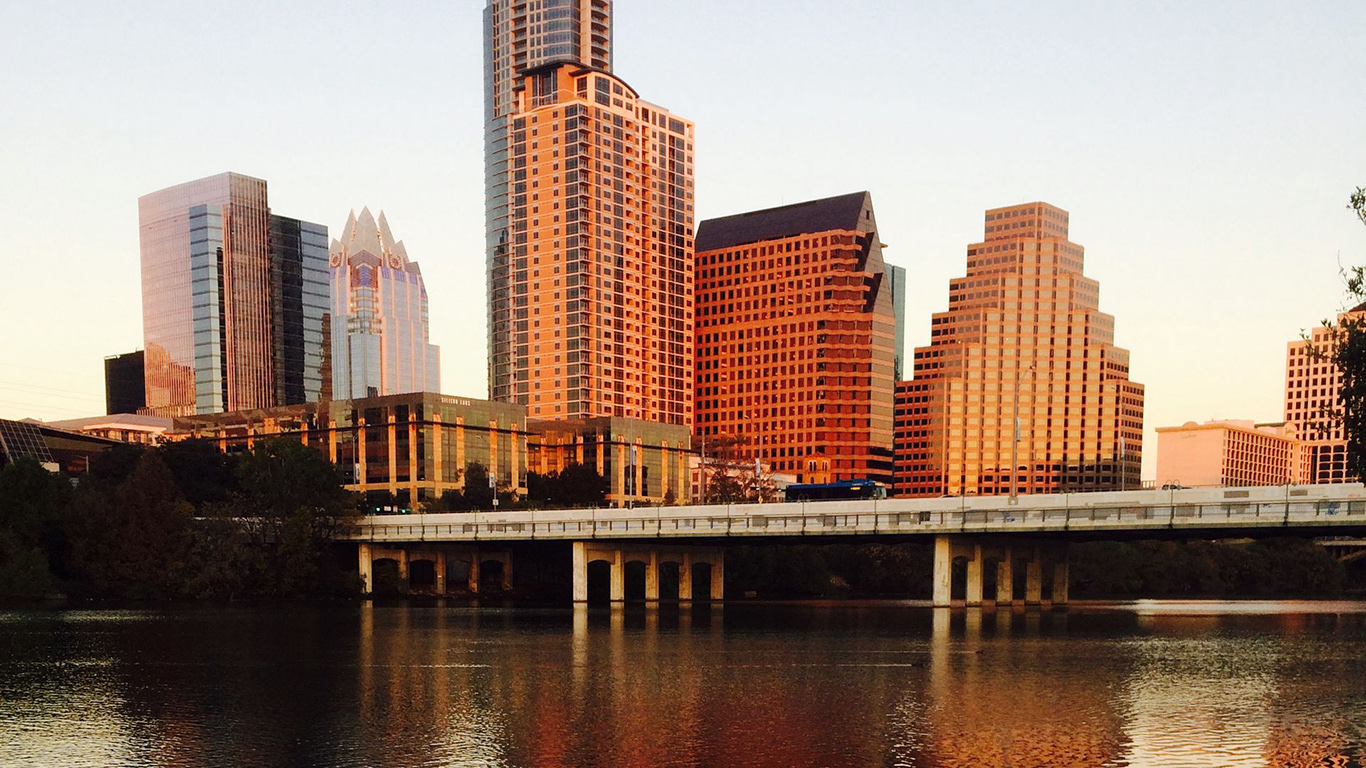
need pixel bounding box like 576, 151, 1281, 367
1009, 363, 1036, 502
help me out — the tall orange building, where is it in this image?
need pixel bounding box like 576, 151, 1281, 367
1284, 305, 1364, 483
895, 202, 1144, 496
484, 1, 694, 428
694, 192, 898, 484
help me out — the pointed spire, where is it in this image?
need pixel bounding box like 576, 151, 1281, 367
352, 207, 382, 257
377, 211, 397, 251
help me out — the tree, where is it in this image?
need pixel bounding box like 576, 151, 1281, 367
1313, 187, 1366, 478
65, 450, 194, 598
233, 440, 359, 596
160, 438, 238, 507
0, 459, 69, 597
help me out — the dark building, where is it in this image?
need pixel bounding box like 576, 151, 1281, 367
104, 351, 146, 415
269, 214, 330, 406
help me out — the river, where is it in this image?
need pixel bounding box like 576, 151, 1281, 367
1, 600, 1364, 767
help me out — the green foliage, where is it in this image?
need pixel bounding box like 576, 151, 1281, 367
54, 439, 360, 600
160, 439, 238, 506
65, 451, 194, 599
1312, 186, 1366, 478
0, 459, 67, 598
525, 464, 609, 508
233, 440, 359, 596
1070, 539, 1345, 597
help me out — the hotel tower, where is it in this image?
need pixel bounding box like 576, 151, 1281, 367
895, 202, 1144, 496
483, 0, 695, 427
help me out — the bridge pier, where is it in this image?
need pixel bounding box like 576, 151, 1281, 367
573, 541, 723, 603
1025, 548, 1043, 605
932, 537, 1069, 608
995, 547, 1014, 604
358, 544, 512, 596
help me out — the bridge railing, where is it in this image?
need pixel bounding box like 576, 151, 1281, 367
341, 485, 1366, 542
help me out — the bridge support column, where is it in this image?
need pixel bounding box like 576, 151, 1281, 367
358, 543, 373, 595
678, 554, 693, 601
710, 554, 725, 601
468, 557, 480, 595
1025, 548, 1043, 606
609, 549, 624, 602
435, 551, 447, 595
965, 544, 984, 606
995, 547, 1013, 605
645, 551, 660, 601
1052, 556, 1069, 606
933, 536, 953, 607
397, 549, 409, 588
572, 541, 588, 603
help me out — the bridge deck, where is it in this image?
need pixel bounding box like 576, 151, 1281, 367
342, 484, 1366, 543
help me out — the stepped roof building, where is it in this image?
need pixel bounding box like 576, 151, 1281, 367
895, 202, 1144, 496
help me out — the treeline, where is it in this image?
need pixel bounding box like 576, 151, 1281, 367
723, 539, 1353, 598
0, 439, 359, 601
427, 462, 611, 512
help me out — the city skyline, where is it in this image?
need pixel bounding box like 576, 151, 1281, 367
1, 1, 1364, 481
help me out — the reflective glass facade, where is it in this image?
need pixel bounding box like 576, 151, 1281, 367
528, 416, 691, 504
103, 351, 146, 415
269, 215, 330, 405
329, 208, 440, 400
171, 392, 527, 510
139, 172, 327, 415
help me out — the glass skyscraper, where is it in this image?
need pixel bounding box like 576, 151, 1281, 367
138, 172, 328, 416
328, 208, 440, 399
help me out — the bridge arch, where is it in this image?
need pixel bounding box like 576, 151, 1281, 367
585, 560, 613, 603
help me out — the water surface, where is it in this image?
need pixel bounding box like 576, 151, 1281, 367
2, 600, 1364, 767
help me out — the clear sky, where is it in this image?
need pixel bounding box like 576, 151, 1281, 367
1, 0, 1363, 479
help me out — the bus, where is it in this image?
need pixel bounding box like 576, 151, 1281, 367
783, 479, 888, 502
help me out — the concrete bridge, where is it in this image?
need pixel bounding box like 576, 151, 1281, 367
344, 483, 1366, 605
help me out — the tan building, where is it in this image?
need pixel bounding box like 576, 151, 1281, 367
1156, 420, 1309, 488
528, 417, 690, 506
172, 392, 528, 511
484, 3, 694, 428
895, 202, 1144, 496
44, 413, 173, 447
1284, 305, 1364, 483
693, 192, 899, 485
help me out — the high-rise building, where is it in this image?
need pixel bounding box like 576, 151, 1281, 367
694, 192, 897, 484
103, 350, 146, 415
138, 172, 327, 416
270, 215, 330, 406
1156, 419, 1308, 488
483, 0, 694, 428
485, 0, 611, 410
328, 208, 441, 400
1284, 305, 1363, 483
887, 263, 908, 380
894, 202, 1144, 496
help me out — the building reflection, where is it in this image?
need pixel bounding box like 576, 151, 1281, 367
5, 604, 1364, 767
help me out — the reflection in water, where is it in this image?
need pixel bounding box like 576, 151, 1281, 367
1, 602, 1365, 766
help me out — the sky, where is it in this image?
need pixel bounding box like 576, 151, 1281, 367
1, 0, 1363, 480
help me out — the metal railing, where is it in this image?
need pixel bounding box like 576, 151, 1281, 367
339, 484, 1366, 543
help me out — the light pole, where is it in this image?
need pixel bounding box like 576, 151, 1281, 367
1010, 363, 1036, 502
